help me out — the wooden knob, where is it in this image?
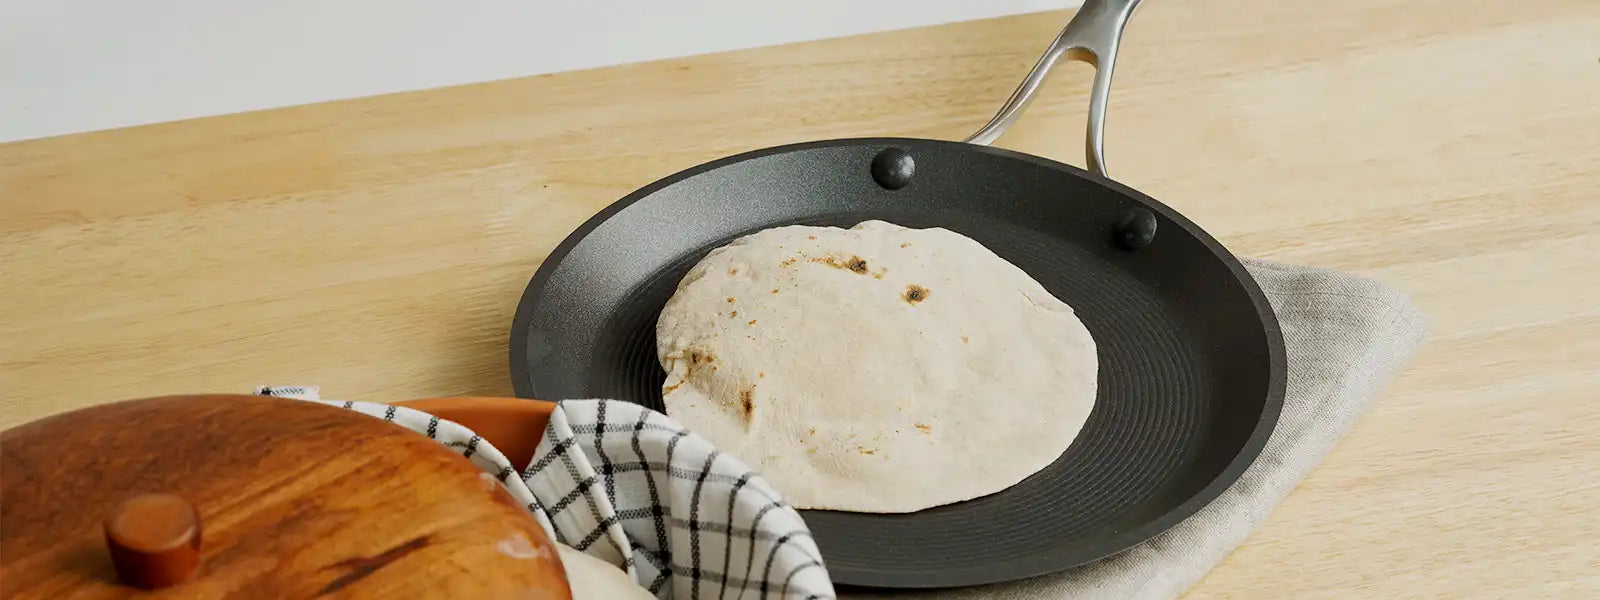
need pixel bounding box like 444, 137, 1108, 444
103, 493, 202, 589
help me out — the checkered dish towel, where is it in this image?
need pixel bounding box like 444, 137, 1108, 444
254, 387, 834, 600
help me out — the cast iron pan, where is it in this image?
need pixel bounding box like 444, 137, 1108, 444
511, 0, 1285, 588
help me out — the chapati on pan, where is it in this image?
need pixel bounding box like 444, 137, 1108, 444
656, 220, 1098, 513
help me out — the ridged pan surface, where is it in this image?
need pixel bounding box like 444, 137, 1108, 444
511, 138, 1285, 588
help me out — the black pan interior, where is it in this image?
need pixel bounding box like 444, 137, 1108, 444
511, 138, 1284, 588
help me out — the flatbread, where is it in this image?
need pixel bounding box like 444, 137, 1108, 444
656, 220, 1098, 513
557, 543, 654, 600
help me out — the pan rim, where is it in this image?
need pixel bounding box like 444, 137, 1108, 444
509, 136, 1287, 588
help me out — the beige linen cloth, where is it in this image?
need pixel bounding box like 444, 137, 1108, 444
846, 259, 1429, 600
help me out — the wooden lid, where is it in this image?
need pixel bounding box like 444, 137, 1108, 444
0, 395, 570, 599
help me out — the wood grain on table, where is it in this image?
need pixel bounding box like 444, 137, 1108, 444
2, 0, 1596, 597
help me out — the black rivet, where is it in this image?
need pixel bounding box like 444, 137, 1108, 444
870, 147, 915, 190
1113, 207, 1158, 250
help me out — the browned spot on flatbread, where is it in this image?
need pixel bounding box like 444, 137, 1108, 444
961, 335, 969, 344
673, 352, 707, 380
729, 267, 739, 276
663, 381, 684, 394
858, 447, 877, 455
740, 387, 755, 418
900, 242, 911, 248
903, 284, 930, 304
747, 319, 757, 326
780, 258, 798, 267
807, 235, 817, 240
873, 269, 886, 279
807, 427, 816, 436
771, 288, 779, 294
809, 254, 871, 275
915, 423, 932, 433
731, 310, 738, 317
726, 297, 735, 303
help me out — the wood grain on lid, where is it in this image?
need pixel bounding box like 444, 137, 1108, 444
0, 395, 571, 599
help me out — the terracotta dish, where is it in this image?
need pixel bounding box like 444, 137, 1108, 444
393, 396, 557, 468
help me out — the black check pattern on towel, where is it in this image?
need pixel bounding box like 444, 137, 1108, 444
531, 399, 834, 600
255, 387, 833, 600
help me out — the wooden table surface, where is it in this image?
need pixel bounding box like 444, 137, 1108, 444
3, 0, 1596, 597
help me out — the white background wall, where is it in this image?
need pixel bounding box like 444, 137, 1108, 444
0, 0, 1071, 142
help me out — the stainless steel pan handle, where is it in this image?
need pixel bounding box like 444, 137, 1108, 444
963, 0, 1143, 178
